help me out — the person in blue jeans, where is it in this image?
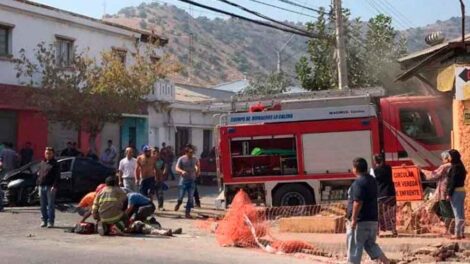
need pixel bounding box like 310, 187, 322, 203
347, 158, 389, 264
447, 149, 467, 240
174, 144, 200, 218
37, 147, 60, 228
0, 188, 4, 212
136, 145, 158, 199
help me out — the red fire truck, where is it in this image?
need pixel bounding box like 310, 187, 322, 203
215, 93, 451, 207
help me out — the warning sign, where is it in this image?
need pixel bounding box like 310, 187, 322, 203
455, 66, 470, 100
464, 109, 470, 125
392, 166, 423, 201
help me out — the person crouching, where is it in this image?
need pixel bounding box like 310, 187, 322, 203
124, 191, 156, 222
76, 184, 107, 223
92, 176, 127, 236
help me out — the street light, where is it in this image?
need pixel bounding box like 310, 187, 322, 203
276, 34, 295, 73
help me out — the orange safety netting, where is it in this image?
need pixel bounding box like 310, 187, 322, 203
215, 189, 267, 247
215, 189, 316, 254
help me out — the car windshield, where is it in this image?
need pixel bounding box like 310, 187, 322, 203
1, 161, 40, 180
16, 161, 41, 173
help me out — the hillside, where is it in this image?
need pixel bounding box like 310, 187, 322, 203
105, 2, 469, 87
402, 16, 470, 51
105, 2, 308, 86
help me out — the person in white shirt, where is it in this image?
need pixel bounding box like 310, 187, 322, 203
118, 147, 137, 192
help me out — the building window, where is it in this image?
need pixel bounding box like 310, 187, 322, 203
150, 56, 160, 64
399, 109, 438, 143
113, 48, 127, 64
175, 127, 191, 156
56, 37, 74, 67
203, 129, 212, 152
0, 25, 12, 56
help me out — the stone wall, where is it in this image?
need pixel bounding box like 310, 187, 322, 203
452, 100, 470, 218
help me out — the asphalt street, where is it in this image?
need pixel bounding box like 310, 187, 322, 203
0, 185, 317, 264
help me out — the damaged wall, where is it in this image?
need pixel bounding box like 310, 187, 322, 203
452, 100, 470, 218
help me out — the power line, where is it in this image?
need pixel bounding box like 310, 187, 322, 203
275, 0, 323, 14
215, 0, 314, 36
177, 0, 322, 38
364, 0, 407, 29
246, 0, 317, 19
377, 0, 415, 27
154, 0, 229, 19
373, 0, 413, 29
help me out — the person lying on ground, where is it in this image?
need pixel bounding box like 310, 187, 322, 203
128, 220, 182, 237
92, 176, 128, 236
120, 189, 182, 236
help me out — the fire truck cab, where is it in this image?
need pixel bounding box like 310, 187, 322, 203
215, 94, 451, 207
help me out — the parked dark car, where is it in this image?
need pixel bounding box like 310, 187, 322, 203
0, 157, 115, 206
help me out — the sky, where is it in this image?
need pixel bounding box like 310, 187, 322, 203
33, 0, 468, 30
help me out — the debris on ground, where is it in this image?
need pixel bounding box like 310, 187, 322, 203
399, 242, 470, 263
396, 200, 445, 234
194, 218, 218, 233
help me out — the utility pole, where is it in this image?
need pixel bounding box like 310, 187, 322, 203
460, 0, 465, 47
277, 34, 295, 73
333, 0, 349, 90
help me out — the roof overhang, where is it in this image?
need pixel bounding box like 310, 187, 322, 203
396, 41, 470, 82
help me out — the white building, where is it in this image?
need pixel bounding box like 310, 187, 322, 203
0, 0, 168, 159
148, 82, 235, 156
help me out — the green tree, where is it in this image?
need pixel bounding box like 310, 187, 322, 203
15, 42, 179, 153
345, 17, 369, 87
296, 10, 408, 90
295, 7, 336, 90
241, 72, 291, 96
364, 14, 407, 88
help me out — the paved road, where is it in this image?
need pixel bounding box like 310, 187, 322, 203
0, 185, 318, 264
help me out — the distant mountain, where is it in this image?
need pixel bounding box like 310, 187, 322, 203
401, 16, 470, 52
105, 2, 308, 86
104, 2, 468, 87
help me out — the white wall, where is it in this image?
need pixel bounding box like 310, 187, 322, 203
47, 122, 78, 154
147, 102, 218, 155
0, 0, 162, 86
99, 122, 120, 154
191, 128, 204, 157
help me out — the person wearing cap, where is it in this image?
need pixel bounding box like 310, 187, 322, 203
136, 145, 158, 199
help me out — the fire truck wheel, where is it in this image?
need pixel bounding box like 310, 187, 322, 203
272, 184, 315, 207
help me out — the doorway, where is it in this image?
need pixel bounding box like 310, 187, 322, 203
175, 127, 191, 156
0, 111, 17, 147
